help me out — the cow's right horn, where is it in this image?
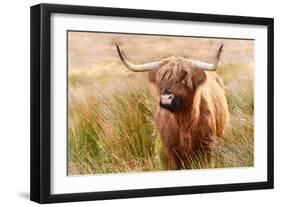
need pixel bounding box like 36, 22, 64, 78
193, 44, 223, 71
116, 42, 164, 72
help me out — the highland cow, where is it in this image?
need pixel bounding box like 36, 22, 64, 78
116, 43, 229, 170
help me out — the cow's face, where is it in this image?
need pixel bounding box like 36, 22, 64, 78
148, 57, 207, 112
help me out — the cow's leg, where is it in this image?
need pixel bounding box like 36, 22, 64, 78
163, 148, 181, 170
197, 134, 216, 164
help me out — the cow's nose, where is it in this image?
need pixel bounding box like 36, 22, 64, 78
160, 93, 175, 105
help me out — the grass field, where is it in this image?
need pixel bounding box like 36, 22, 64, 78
67, 32, 254, 175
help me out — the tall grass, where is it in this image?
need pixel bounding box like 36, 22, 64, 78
68, 64, 253, 175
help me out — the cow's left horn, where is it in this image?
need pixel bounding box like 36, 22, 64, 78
116, 42, 164, 72
193, 44, 223, 71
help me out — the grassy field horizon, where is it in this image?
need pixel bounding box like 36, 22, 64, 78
67, 32, 254, 175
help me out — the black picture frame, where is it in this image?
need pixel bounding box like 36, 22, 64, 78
30, 3, 274, 204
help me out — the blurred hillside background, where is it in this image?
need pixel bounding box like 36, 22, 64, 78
67, 32, 254, 175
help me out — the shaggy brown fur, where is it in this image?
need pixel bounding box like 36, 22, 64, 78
149, 56, 229, 170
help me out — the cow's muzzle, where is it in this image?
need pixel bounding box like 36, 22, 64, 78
160, 91, 181, 112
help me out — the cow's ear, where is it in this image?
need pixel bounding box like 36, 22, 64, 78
148, 69, 158, 83
192, 69, 206, 90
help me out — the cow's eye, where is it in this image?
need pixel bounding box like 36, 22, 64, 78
178, 70, 187, 81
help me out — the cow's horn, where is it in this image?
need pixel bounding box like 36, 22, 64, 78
193, 44, 223, 71
115, 42, 163, 72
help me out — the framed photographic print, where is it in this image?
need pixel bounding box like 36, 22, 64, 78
30, 3, 274, 203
